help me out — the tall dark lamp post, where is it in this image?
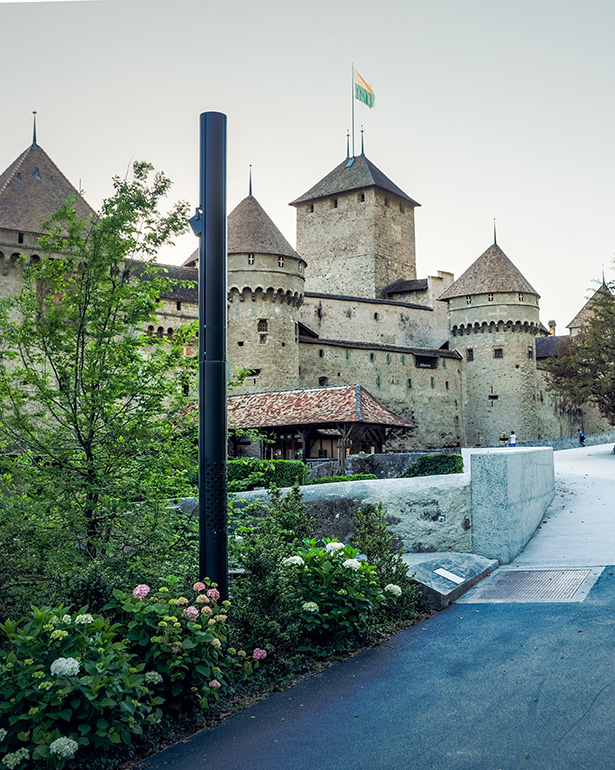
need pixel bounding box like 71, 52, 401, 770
190, 111, 229, 600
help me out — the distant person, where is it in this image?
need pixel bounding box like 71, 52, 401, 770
578, 429, 585, 447
509, 431, 517, 447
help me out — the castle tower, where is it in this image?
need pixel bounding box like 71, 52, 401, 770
439, 243, 542, 446
0, 138, 94, 298
225, 195, 306, 393
290, 154, 420, 299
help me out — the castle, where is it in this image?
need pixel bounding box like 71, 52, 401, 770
1, 135, 611, 461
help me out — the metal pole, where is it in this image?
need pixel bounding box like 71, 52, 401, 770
198, 111, 228, 599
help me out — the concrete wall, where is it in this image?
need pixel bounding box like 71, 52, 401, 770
463, 447, 555, 563
228, 447, 554, 562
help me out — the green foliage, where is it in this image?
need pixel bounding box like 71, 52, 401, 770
227, 459, 309, 492
229, 487, 312, 660
401, 454, 463, 478
290, 540, 387, 652
351, 503, 421, 622
544, 283, 615, 424
106, 577, 255, 714
0, 607, 162, 769
0, 162, 199, 618
308, 473, 378, 485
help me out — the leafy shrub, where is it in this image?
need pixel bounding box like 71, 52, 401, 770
401, 454, 463, 478
229, 486, 312, 660
308, 473, 377, 485
0, 607, 162, 769
288, 540, 391, 652
106, 577, 257, 713
227, 459, 309, 492
351, 503, 421, 623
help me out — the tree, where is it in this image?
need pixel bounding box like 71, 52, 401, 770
0, 162, 199, 614
544, 283, 615, 424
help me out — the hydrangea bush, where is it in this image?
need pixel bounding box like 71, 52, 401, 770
107, 577, 257, 712
0, 606, 163, 769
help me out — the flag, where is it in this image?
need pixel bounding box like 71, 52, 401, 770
353, 67, 375, 108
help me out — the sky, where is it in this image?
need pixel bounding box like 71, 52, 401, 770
1, 0, 614, 330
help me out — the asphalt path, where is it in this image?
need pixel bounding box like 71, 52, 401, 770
139, 444, 615, 770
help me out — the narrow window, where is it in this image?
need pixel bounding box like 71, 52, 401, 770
359, 192, 365, 202
257, 319, 268, 332
400, 355, 406, 365
467, 348, 474, 361
318, 349, 324, 358
466, 295, 472, 305
260, 334, 267, 344
176, 301, 182, 311
384, 197, 389, 207
519, 293, 524, 301
157, 327, 164, 338
445, 381, 449, 390
167, 328, 173, 339
309, 203, 314, 213
298, 262, 303, 272
442, 359, 446, 369
376, 375, 382, 388
248, 253, 255, 265
34, 166, 40, 179
494, 348, 503, 359
369, 352, 376, 362
278, 256, 284, 267
528, 347, 534, 359
407, 378, 412, 388
488, 293, 494, 302
18, 233, 24, 244
430, 376, 436, 389
332, 199, 338, 209
345, 350, 351, 360
399, 203, 404, 213
374, 312, 379, 321
386, 353, 391, 364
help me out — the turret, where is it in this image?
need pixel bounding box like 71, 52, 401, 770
439, 243, 542, 446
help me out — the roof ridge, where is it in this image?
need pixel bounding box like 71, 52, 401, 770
0, 146, 30, 197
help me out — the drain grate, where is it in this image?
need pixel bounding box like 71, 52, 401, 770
463, 569, 593, 603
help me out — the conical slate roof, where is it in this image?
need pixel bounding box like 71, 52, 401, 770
438, 243, 539, 301
290, 155, 420, 207
566, 283, 613, 330
182, 195, 299, 267
0, 144, 95, 233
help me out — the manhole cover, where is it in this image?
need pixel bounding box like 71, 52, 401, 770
464, 569, 593, 603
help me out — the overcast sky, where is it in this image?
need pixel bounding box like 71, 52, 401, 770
2, 0, 613, 330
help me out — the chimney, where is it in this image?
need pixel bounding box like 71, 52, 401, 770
548, 320, 556, 336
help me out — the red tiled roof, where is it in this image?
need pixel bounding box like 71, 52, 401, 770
227, 385, 416, 430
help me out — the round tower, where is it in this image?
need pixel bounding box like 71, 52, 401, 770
439, 243, 543, 446
226, 195, 306, 393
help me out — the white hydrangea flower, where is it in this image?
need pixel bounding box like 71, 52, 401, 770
282, 555, 305, 566
2, 748, 30, 769
0, 727, 7, 741
61, 615, 72, 624
50, 657, 80, 677
74, 613, 94, 625
302, 601, 319, 612
49, 736, 79, 759
342, 558, 361, 571
325, 542, 345, 554
385, 584, 402, 597
144, 671, 163, 684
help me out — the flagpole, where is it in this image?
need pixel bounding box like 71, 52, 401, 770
351, 63, 355, 158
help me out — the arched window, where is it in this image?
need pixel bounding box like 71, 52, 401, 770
147, 325, 154, 336
167, 328, 173, 339
157, 327, 164, 338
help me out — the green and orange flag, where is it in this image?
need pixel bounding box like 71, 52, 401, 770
353, 67, 375, 108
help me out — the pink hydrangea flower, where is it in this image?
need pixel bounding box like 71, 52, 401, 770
208, 679, 221, 689
193, 582, 206, 592
176, 597, 189, 606
133, 584, 150, 600
183, 606, 199, 620
206, 588, 220, 601
252, 648, 267, 661
201, 606, 213, 616
210, 638, 221, 649
195, 595, 210, 604
208, 618, 216, 626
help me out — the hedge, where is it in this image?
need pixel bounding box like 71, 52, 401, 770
308, 473, 378, 485
401, 454, 463, 478
228, 458, 309, 491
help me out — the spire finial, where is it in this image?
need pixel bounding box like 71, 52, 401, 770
32, 111, 38, 147
602, 264, 606, 285
493, 218, 497, 245
360, 125, 365, 156
346, 130, 350, 159
249, 165, 252, 197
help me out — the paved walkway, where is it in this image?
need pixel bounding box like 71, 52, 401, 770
139, 445, 615, 770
